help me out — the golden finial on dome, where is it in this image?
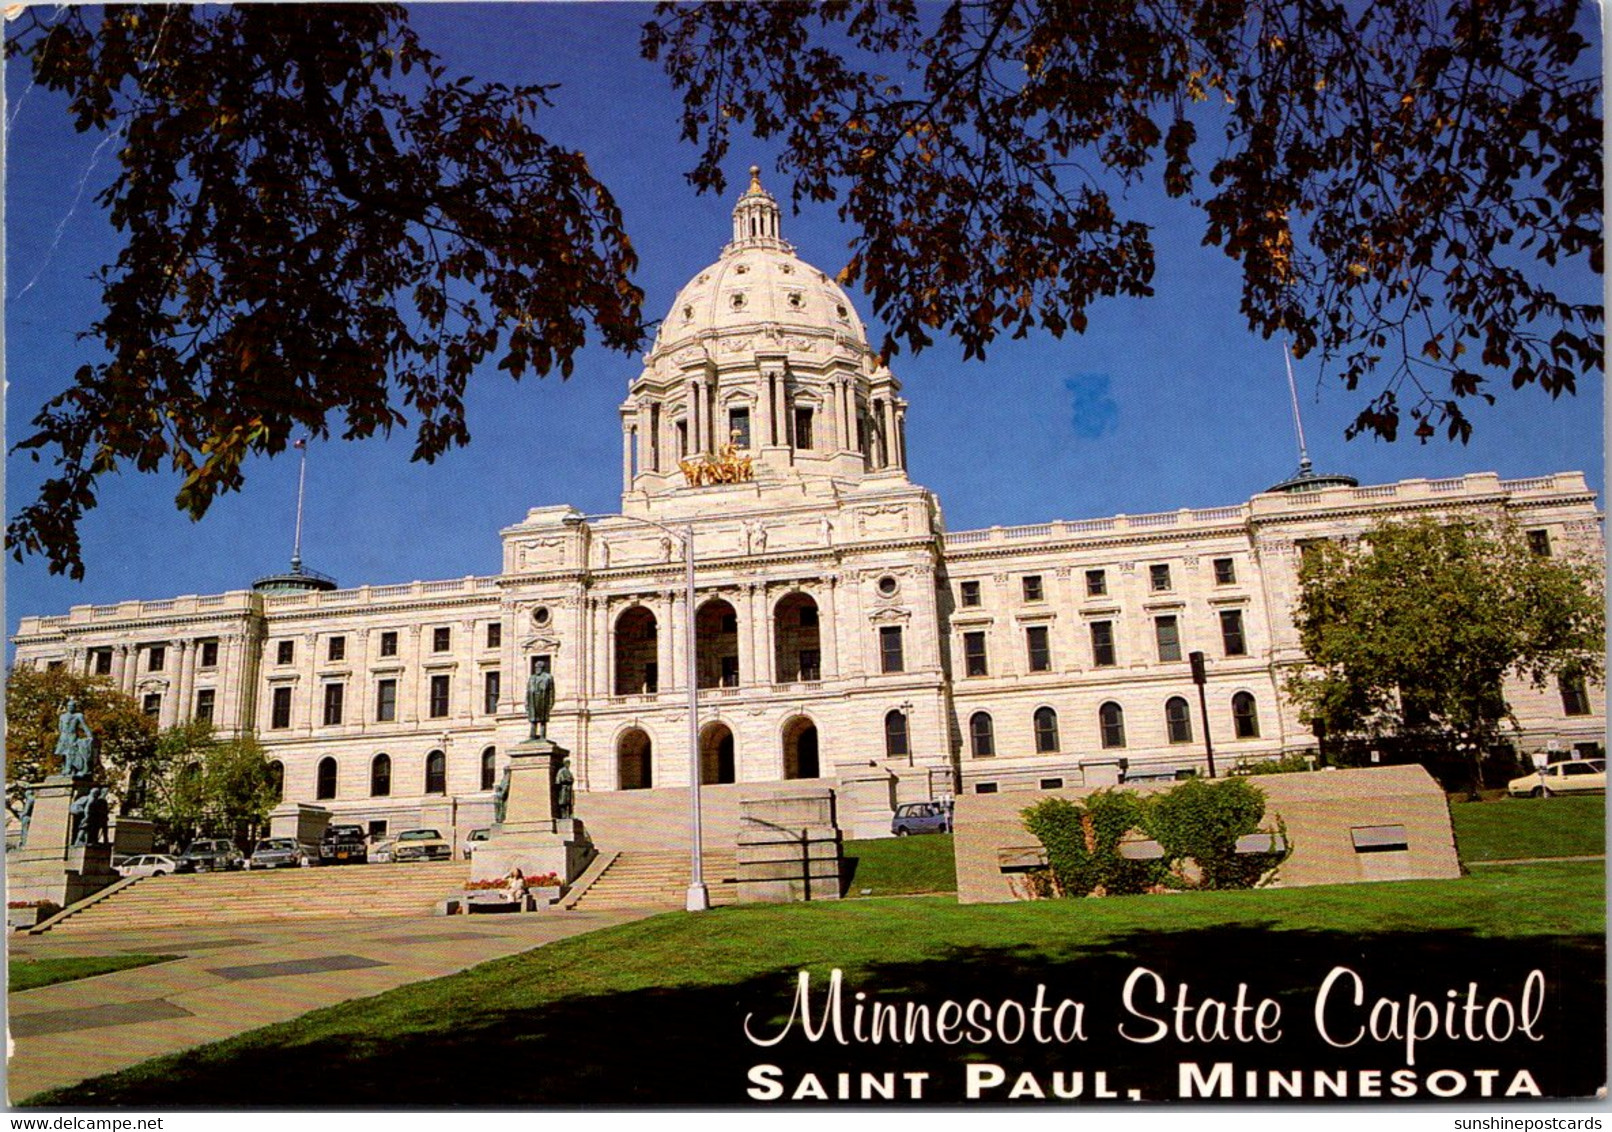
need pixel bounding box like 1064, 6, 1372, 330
748, 164, 763, 192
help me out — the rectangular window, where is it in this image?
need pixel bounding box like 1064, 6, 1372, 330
960, 581, 981, 607
92, 649, 113, 676
148, 645, 166, 673
963, 631, 988, 677
379, 630, 398, 658
974, 782, 999, 795
376, 679, 397, 723
677, 420, 689, 457
1039, 777, 1065, 790
200, 639, 219, 668
720, 655, 740, 688
1560, 675, 1591, 717
643, 662, 659, 693
879, 627, 905, 674
277, 640, 295, 665
486, 622, 502, 649
794, 406, 814, 450
429, 674, 451, 718
1213, 557, 1237, 585
798, 649, 821, 682
1220, 609, 1248, 657
194, 688, 215, 723
650, 402, 662, 470
322, 683, 345, 727
1022, 575, 1044, 602
1090, 620, 1116, 667
1149, 564, 1173, 592
270, 686, 292, 729
143, 693, 162, 718
1527, 529, 1552, 557
1155, 616, 1182, 663
432, 627, 451, 653
328, 636, 346, 662
368, 820, 389, 841
1085, 569, 1107, 597
1026, 625, 1052, 673
484, 670, 501, 715
730, 406, 752, 449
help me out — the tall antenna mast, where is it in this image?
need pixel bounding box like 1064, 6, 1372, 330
291, 437, 308, 574
1282, 341, 1313, 478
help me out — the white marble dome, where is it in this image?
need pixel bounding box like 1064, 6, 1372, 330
649, 168, 870, 357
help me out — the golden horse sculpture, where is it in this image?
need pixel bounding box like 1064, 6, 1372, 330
679, 440, 753, 487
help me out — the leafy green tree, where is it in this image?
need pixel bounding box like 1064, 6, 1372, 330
4, 665, 158, 806
6, 4, 645, 579
139, 726, 279, 848
645, 1, 1600, 439
1285, 516, 1604, 793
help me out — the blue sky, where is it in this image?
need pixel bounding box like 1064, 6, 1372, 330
6, 4, 1602, 631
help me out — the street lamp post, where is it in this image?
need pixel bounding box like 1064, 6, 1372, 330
566, 512, 709, 911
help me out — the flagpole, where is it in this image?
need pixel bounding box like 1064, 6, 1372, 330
292, 439, 308, 573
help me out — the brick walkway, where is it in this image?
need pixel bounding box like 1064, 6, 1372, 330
7, 907, 653, 1103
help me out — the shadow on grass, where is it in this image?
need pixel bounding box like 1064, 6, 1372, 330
32, 924, 1603, 1108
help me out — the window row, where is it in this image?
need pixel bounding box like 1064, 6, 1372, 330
956, 559, 1240, 608
89, 638, 221, 676
959, 694, 1262, 759
957, 611, 1248, 677
306, 747, 502, 801
269, 671, 504, 729
270, 623, 504, 667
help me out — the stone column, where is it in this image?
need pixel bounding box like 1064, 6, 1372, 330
620, 417, 633, 488
121, 646, 138, 695
176, 639, 197, 723
736, 587, 754, 686
882, 398, 898, 468
402, 626, 422, 724
821, 576, 840, 680
687, 377, 701, 458
657, 591, 676, 694
591, 598, 610, 698
637, 401, 654, 474
604, 602, 618, 696
895, 408, 909, 469
159, 641, 182, 728
301, 632, 318, 734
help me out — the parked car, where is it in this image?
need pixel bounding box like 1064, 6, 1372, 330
117, 853, 194, 878
891, 800, 953, 837
248, 837, 311, 869
370, 838, 396, 864
183, 838, 245, 872
462, 827, 491, 859
319, 824, 370, 865
1508, 760, 1607, 797
391, 828, 452, 862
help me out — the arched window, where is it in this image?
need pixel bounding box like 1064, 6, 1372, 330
481, 747, 497, 791
884, 709, 910, 759
1165, 697, 1193, 744
970, 712, 995, 758
316, 757, 337, 800
1233, 692, 1261, 739
267, 761, 285, 803
618, 728, 653, 790
425, 749, 447, 795
1033, 707, 1060, 753
1099, 702, 1126, 749
370, 754, 391, 797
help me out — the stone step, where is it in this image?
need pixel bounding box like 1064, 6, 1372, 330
570, 850, 742, 910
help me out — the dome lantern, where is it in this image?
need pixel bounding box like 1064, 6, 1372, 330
729, 165, 788, 252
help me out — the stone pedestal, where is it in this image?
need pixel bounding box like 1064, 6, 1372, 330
470, 740, 594, 886
1080, 757, 1127, 788
736, 787, 844, 903
7, 777, 119, 915
833, 762, 898, 839
270, 802, 331, 852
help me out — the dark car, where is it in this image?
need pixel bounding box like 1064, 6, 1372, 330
320, 824, 370, 865
182, 838, 245, 872
891, 800, 953, 836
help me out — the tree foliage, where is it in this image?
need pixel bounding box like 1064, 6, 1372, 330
4, 665, 157, 805
645, 0, 1601, 437
1284, 516, 1605, 781
6, 4, 645, 579
142, 728, 279, 847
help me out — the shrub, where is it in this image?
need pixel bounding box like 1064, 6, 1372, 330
1232, 752, 1316, 776
1146, 777, 1283, 890
1021, 790, 1167, 898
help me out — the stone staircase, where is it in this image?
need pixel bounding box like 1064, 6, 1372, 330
568, 849, 741, 911
37, 861, 468, 934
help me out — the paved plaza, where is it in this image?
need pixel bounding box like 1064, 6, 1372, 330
6, 907, 651, 1103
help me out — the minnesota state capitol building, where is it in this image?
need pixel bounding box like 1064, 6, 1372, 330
12, 171, 1605, 844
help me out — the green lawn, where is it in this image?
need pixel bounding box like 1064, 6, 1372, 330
10, 953, 178, 992
29, 859, 1603, 1107
842, 833, 956, 895
1450, 794, 1605, 861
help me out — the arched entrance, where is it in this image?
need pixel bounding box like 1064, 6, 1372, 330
774, 592, 822, 683
618, 728, 653, 790
614, 606, 659, 694
696, 598, 740, 688
782, 716, 820, 779
700, 721, 736, 785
